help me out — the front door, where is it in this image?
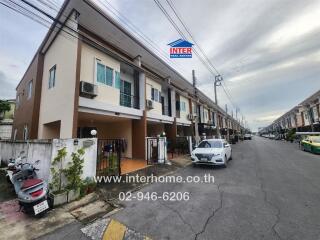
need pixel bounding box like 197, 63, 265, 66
120, 80, 132, 107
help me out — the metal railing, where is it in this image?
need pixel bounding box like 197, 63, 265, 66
120, 92, 139, 109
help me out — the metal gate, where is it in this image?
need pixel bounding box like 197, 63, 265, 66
146, 137, 167, 164
96, 139, 122, 176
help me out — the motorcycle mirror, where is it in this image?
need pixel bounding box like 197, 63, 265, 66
35, 160, 40, 165
20, 151, 25, 155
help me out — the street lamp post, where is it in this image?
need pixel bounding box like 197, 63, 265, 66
214, 75, 223, 138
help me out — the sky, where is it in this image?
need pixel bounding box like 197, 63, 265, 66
1, 0, 320, 131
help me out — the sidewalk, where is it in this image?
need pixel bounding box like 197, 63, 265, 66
0, 155, 191, 240
0, 193, 112, 240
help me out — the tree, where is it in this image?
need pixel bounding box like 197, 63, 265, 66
0, 100, 11, 114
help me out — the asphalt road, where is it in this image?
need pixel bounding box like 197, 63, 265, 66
112, 137, 320, 240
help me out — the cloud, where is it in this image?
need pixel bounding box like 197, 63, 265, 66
0, 71, 16, 99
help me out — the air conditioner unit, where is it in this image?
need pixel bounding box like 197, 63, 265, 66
187, 114, 193, 121
80, 81, 97, 98
146, 99, 154, 109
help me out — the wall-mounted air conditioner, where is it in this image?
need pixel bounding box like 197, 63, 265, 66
80, 81, 98, 99
146, 99, 154, 109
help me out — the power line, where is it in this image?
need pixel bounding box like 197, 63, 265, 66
156, 0, 243, 121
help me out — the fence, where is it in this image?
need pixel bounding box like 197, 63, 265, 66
146, 137, 167, 164
96, 139, 122, 176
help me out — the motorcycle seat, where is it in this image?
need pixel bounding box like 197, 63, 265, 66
21, 179, 43, 189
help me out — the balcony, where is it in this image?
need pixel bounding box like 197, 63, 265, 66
120, 92, 139, 109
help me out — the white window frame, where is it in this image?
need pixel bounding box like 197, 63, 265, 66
48, 65, 56, 89
95, 58, 114, 87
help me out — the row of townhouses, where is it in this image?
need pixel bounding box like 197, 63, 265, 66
261, 90, 320, 134
12, 0, 244, 163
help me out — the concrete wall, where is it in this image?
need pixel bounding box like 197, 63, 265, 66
0, 140, 52, 180
0, 138, 97, 183
51, 138, 97, 181
38, 15, 78, 139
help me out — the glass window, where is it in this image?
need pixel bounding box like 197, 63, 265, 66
105, 66, 113, 86
198, 140, 222, 148
49, 65, 56, 89
180, 102, 186, 112
27, 80, 33, 99
151, 88, 160, 102
97, 62, 106, 84
120, 80, 132, 107
16, 95, 20, 109
115, 71, 121, 89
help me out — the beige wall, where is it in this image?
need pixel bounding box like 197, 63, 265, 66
178, 95, 190, 121
38, 15, 78, 139
81, 43, 122, 106
78, 120, 132, 158
146, 77, 162, 115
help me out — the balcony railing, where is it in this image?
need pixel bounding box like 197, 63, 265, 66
120, 92, 139, 109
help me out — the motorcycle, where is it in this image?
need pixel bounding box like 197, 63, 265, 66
6, 151, 27, 184
10, 159, 50, 216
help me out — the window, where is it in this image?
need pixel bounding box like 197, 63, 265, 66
115, 71, 121, 89
151, 88, 161, 102
16, 95, 20, 109
96, 61, 113, 87
198, 140, 222, 148
27, 80, 33, 99
180, 101, 186, 112
49, 65, 56, 89
120, 80, 132, 107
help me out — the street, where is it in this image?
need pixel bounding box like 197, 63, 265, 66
108, 136, 320, 240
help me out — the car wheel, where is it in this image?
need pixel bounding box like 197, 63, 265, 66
192, 163, 197, 167
229, 151, 233, 160
222, 155, 228, 168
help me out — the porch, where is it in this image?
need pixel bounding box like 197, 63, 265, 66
78, 112, 147, 175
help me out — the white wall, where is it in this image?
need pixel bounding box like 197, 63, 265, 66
38, 14, 78, 139
178, 95, 190, 122
51, 138, 97, 181
146, 77, 162, 115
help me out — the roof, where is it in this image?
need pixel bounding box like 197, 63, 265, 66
168, 39, 194, 47
16, 0, 242, 127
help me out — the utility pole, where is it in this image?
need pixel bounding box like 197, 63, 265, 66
214, 75, 223, 138
192, 70, 200, 144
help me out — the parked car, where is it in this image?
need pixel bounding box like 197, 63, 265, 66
191, 139, 232, 168
301, 136, 320, 154
244, 134, 252, 140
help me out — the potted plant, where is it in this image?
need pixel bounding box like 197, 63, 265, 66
65, 148, 85, 202
49, 147, 68, 207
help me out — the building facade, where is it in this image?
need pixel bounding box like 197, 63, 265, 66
12, 0, 243, 161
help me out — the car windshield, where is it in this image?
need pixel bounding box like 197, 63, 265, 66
198, 140, 222, 148
311, 137, 320, 143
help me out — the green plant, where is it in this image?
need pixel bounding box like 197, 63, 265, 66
50, 147, 67, 194
0, 100, 11, 114
65, 148, 85, 190
80, 177, 97, 197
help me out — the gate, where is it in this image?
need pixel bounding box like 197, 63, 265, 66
96, 139, 122, 176
146, 137, 167, 164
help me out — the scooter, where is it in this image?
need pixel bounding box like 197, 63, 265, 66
6, 151, 26, 184
11, 160, 50, 216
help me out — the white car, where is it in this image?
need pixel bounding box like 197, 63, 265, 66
191, 139, 232, 167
